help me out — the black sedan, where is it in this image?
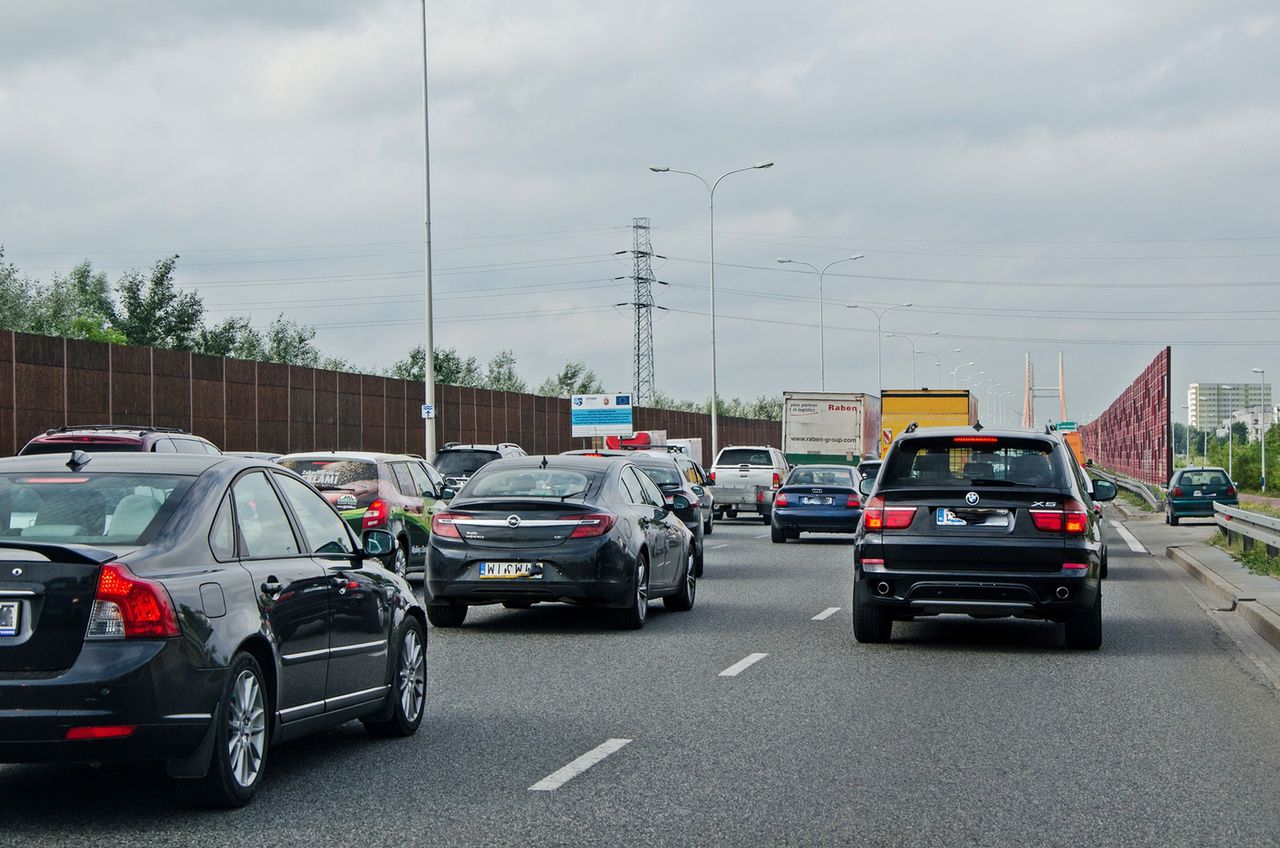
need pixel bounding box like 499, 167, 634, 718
852, 427, 1115, 649
0, 453, 427, 806
769, 464, 863, 543
425, 456, 697, 629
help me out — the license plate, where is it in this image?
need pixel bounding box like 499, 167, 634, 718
478, 562, 542, 579
935, 508, 968, 526
801, 496, 833, 505
0, 601, 19, 637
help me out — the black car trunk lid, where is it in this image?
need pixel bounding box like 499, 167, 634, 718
779, 484, 857, 506
0, 542, 116, 673
447, 499, 598, 549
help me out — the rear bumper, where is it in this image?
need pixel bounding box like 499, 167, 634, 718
1169, 499, 1236, 517
773, 507, 862, 533
426, 537, 635, 607
855, 565, 1099, 618
0, 640, 220, 764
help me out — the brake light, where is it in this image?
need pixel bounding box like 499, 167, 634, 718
1063, 562, 1089, 571
1226, 485, 1236, 496
1030, 499, 1088, 535
1172, 487, 1183, 497
954, 436, 999, 444
430, 511, 472, 538
565, 513, 616, 539
709, 471, 715, 484
774, 493, 789, 508
863, 496, 916, 530
65, 725, 137, 741
846, 495, 861, 508
85, 563, 179, 639
772, 472, 781, 488
362, 498, 390, 529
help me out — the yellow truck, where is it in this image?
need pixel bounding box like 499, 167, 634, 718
879, 389, 979, 456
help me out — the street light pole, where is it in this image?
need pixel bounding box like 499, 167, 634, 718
951, 361, 977, 389
885, 331, 939, 388
777, 255, 863, 391
846, 303, 912, 397
1222, 385, 1234, 480
1253, 367, 1267, 491
419, 0, 437, 459
651, 161, 774, 460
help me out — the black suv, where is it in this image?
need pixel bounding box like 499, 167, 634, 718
19, 426, 221, 456
852, 426, 1115, 649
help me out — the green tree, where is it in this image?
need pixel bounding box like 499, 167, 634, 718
30, 262, 120, 342
263, 316, 320, 365
484, 350, 525, 392
536, 361, 604, 398
390, 345, 484, 386
0, 246, 33, 332
109, 256, 204, 350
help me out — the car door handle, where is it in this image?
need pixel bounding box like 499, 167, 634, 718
260, 579, 283, 596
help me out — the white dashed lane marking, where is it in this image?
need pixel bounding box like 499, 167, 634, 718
1110, 520, 1147, 554
811, 607, 842, 621
719, 653, 769, 677
528, 739, 632, 791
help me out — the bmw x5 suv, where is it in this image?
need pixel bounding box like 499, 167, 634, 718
852, 426, 1115, 649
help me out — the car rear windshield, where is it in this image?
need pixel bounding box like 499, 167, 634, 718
0, 473, 193, 545
717, 449, 772, 466
21, 439, 142, 455
467, 468, 599, 499
787, 467, 855, 487
279, 459, 378, 491
881, 436, 1066, 488
1179, 470, 1231, 488
636, 463, 682, 487
433, 450, 502, 477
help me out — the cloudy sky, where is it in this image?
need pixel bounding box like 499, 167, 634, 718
2, 1, 1278, 425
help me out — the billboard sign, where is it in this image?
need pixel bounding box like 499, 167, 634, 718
571, 393, 634, 437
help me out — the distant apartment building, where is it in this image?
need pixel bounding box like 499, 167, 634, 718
1187, 382, 1271, 431
1227, 406, 1278, 442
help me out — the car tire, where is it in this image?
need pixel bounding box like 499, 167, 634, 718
425, 602, 467, 628
664, 550, 696, 612
363, 617, 427, 738
770, 524, 786, 543
852, 582, 892, 644
611, 553, 649, 630
390, 538, 409, 578
1168, 510, 1179, 526
193, 651, 269, 808
704, 513, 713, 535
1064, 591, 1102, 650
726, 508, 738, 519
692, 544, 704, 578
1100, 549, 1109, 580
760, 512, 771, 525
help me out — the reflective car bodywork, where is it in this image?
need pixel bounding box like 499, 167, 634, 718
770, 464, 862, 541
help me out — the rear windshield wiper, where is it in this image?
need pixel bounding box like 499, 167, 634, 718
557, 489, 590, 502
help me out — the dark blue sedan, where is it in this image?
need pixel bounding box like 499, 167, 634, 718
770, 465, 863, 543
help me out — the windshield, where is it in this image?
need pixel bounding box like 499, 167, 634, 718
636, 464, 682, 487
433, 450, 502, 477
717, 449, 772, 466
786, 467, 855, 487
1179, 470, 1231, 489
0, 472, 193, 545
882, 437, 1066, 488
21, 440, 142, 455
279, 458, 378, 491
466, 468, 599, 499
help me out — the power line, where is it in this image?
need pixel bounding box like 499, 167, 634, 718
653, 225, 1280, 246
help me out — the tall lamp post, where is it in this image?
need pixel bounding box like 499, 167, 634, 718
419, 0, 437, 458
1180, 403, 1190, 468
1221, 384, 1235, 481
777, 255, 863, 390
951, 361, 977, 389
650, 161, 774, 459
846, 303, 912, 396
884, 331, 939, 388
1253, 367, 1267, 491
917, 347, 962, 388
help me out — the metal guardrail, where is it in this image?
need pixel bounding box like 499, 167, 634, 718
1091, 467, 1163, 510
1216, 503, 1280, 557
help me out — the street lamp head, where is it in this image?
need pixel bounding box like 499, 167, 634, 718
1252, 367, 1265, 374
776, 258, 793, 264
849, 254, 865, 261
902, 302, 913, 307
648, 165, 670, 173
753, 161, 774, 169
928, 330, 940, 336
952, 348, 962, 353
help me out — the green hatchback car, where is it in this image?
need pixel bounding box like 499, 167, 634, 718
1165, 466, 1238, 525
278, 451, 449, 576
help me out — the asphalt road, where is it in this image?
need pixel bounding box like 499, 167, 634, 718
3, 509, 1279, 847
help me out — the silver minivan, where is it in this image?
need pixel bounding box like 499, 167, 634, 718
709, 445, 789, 524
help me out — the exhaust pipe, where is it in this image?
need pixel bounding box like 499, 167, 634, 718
876, 581, 891, 596
1055, 586, 1070, 600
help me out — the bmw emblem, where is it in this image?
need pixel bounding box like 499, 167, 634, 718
965, 492, 980, 506
506, 515, 521, 528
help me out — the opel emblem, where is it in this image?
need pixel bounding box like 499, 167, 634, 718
965, 492, 980, 506
506, 515, 521, 528
10, 567, 21, 577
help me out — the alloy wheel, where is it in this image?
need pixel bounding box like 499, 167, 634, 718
226, 669, 266, 789
398, 628, 426, 723
636, 560, 648, 623
393, 545, 408, 577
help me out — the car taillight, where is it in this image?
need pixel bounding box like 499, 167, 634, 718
775, 493, 789, 508
709, 471, 715, 484
1171, 486, 1183, 497
846, 495, 861, 508
565, 513, 616, 539
362, 498, 390, 529
1030, 499, 1088, 535
772, 472, 781, 488
85, 563, 180, 640
65, 725, 137, 741
863, 496, 916, 530
1226, 486, 1236, 497
1063, 562, 1089, 571
430, 511, 471, 538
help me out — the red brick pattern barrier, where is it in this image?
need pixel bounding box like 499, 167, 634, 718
1079, 347, 1172, 485
0, 332, 780, 458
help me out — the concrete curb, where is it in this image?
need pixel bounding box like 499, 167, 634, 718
1166, 544, 1280, 653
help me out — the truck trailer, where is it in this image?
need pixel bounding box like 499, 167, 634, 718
781, 391, 881, 467
879, 389, 979, 456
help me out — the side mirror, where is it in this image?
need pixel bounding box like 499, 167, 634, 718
362, 529, 395, 558
1092, 480, 1117, 502
691, 485, 704, 498
858, 477, 876, 497
666, 495, 692, 512
440, 487, 457, 501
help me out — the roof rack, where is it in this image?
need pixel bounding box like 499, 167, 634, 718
42, 424, 189, 436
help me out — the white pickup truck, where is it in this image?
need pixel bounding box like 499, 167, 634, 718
709, 445, 789, 524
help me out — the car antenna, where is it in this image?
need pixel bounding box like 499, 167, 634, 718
540, 455, 548, 469
66, 449, 92, 471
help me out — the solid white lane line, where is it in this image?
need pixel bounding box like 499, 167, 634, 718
812, 607, 842, 621
528, 738, 632, 791
719, 652, 769, 677
711, 543, 729, 549
1109, 520, 1147, 554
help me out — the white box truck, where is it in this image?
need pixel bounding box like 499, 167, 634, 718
781, 391, 881, 467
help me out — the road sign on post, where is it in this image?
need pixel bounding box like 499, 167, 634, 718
571, 393, 634, 437
421, 403, 434, 419
1055, 420, 1077, 432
